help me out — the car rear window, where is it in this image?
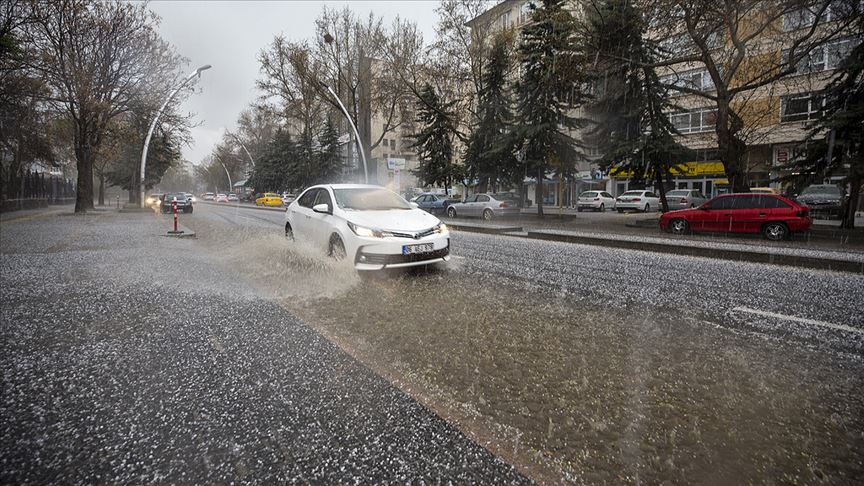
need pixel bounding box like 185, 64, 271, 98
621, 191, 643, 196
666, 190, 688, 196
580, 192, 599, 197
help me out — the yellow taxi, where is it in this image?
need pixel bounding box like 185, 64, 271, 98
255, 192, 284, 207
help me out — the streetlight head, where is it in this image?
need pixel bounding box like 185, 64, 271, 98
318, 80, 330, 89
197, 64, 212, 73
323, 33, 334, 44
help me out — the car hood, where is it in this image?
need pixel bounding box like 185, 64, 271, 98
344, 209, 441, 231
797, 194, 841, 201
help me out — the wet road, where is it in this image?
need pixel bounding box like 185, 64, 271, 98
0, 209, 527, 484
187, 203, 864, 484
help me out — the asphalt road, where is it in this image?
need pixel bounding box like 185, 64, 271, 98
3, 205, 863, 484
0, 209, 528, 484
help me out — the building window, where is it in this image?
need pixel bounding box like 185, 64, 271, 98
500, 10, 511, 29
659, 68, 715, 94
519, 2, 531, 23
785, 37, 860, 73
669, 108, 718, 134
780, 93, 824, 122
783, 1, 860, 31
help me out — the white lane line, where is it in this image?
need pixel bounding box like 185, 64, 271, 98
732, 306, 861, 334
450, 255, 466, 260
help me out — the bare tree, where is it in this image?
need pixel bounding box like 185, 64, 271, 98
21, 0, 189, 212
647, 0, 859, 192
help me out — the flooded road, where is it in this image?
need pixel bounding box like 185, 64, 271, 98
188, 204, 864, 484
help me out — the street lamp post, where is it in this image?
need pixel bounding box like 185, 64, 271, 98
225, 129, 254, 167
140, 64, 211, 208
218, 160, 232, 193
318, 81, 368, 184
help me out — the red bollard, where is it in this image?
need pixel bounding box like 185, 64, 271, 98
172, 199, 178, 232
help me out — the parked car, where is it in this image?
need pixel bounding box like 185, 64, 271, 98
145, 193, 164, 208
615, 190, 661, 213
203, 192, 215, 201
215, 193, 229, 203
663, 189, 708, 211
284, 184, 450, 271
256, 192, 283, 207
577, 191, 616, 212
227, 193, 239, 202
795, 184, 846, 218
184, 192, 197, 203
446, 193, 521, 220
492, 192, 523, 209
659, 193, 811, 241
281, 193, 296, 205
161, 193, 193, 213
412, 193, 458, 215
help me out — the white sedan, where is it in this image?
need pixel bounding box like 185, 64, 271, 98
576, 191, 616, 212
284, 184, 451, 271
615, 190, 660, 212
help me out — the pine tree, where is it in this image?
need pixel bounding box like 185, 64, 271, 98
316, 118, 344, 184
411, 84, 461, 194
797, 12, 864, 229
582, 0, 692, 212
248, 129, 295, 192
513, 0, 587, 217
464, 33, 519, 193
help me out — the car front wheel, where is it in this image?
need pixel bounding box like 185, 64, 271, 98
284, 222, 294, 240
447, 207, 457, 218
762, 222, 789, 241
482, 209, 493, 221
329, 234, 346, 260
669, 218, 689, 235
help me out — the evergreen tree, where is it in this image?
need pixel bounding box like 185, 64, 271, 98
464, 33, 519, 193
294, 129, 317, 189
513, 0, 588, 217
248, 129, 295, 192
316, 118, 344, 184
582, 0, 692, 212
411, 84, 461, 194
795, 9, 864, 229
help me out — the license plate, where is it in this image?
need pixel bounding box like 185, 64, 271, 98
403, 243, 434, 255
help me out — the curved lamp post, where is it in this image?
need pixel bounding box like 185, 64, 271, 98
140, 64, 211, 208
318, 80, 367, 184
225, 129, 254, 167
218, 159, 232, 193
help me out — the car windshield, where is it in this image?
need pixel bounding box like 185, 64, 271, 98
334, 188, 411, 210
666, 190, 688, 196
580, 192, 599, 197
801, 185, 842, 196
164, 194, 184, 200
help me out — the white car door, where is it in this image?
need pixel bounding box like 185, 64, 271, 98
307, 188, 336, 247
290, 188, 318, 240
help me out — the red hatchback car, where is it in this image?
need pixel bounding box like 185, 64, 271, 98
659, 193, 812, 240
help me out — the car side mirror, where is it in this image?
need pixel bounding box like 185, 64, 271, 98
410, 202, 419, 208
312, 203, 330, 214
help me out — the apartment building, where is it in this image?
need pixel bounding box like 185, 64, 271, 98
468, 0, 860, 202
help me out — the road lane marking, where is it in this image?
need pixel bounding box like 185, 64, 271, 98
732, 306, 861, 334
451, 255, 465, 260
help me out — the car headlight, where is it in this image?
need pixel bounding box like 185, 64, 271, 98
433, 223, 448, 234
348, 221, 388, 238
156, 200, 161, 205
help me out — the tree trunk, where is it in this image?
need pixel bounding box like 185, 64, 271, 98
535, 166, 544, 218
841, 176, 860, 230
654, 165, 669, 213
715, 100, 750, 193
98, 172, 105, 206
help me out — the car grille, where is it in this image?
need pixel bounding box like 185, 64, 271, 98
388, 228, 437, 239
359, 246, 449, 265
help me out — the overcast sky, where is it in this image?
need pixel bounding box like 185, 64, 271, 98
147, 0, 440, 165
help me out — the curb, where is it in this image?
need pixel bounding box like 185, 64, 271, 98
446, 222, 523, 235
523, 230, 863, 274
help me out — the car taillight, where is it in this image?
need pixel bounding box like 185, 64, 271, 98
633, 198, 641, 202
500, 202, 509, 208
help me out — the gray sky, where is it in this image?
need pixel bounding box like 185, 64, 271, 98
147, 0, 440, 165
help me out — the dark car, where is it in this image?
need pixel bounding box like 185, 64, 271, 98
161, 193, 193, 214
795, 184, 846, 218
659, 193, 811, 241
412, 193, 459, 214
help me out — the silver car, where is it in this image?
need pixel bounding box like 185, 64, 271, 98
446, 193, 521, 220
664, 189, 708, 210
